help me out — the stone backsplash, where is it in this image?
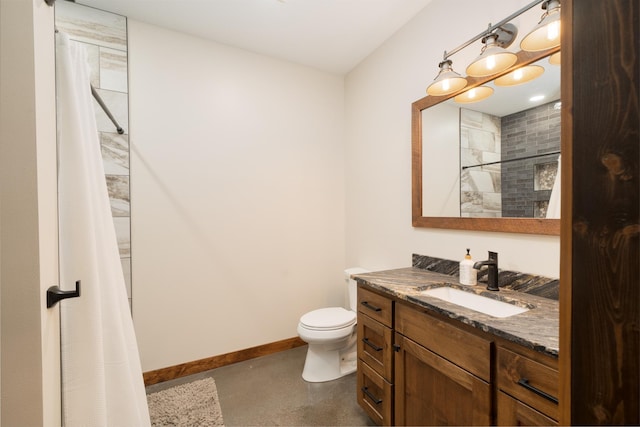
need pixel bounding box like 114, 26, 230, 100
412, 253, 559, 300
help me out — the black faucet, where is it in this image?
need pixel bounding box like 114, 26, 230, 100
473, 251, 499, 291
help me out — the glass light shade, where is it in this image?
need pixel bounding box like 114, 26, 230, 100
454, 86, 494, 104
549, 51, 561, 65
521, 3, 561, 51
427, 61, 468, 96
466, 44, 518, 77
494, 65, 545, 86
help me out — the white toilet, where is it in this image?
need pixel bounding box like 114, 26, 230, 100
297, 267, 369, 382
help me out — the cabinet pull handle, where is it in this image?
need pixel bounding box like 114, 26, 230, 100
361, 301, 382, 312
361, 386, 383, 405
362, 338, 383, 352
517, 378, 559, 404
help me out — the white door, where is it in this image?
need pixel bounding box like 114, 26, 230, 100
0, 1, 61, 425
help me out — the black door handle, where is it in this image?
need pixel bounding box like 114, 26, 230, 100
47, 280, 81, 308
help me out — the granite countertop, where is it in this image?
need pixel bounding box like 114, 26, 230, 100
353, 266, 559, 358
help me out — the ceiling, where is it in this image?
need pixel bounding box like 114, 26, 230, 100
76, 0, 433, 75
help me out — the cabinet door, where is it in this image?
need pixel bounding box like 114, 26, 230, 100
394, 334, 491, 426
395, 303, 491, 382
497, 391, 558, 426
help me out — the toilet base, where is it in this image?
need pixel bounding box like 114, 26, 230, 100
301, 337, 357, 383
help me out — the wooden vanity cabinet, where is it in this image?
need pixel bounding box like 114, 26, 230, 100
496, 346, 559, 426
356, 284, 559, 427
394, 302, 492, 426
357, 287, 394, 425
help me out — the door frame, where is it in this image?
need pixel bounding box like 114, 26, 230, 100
0, 1, 60, 425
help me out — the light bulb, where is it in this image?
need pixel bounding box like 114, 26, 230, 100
454, 86, 493, 104
521, 0, 561, 51
494, 65, 544, 87
427, 59, 468, 96
547, 20, 560, 41
513, 68, 523, 81
466, 35, 517, 77
486, 55, 496, 71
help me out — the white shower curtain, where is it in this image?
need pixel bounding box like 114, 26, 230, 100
55, 33, 151, 427
546, 154, 561, 219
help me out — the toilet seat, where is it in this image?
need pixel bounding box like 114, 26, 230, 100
299, 307, 356, 331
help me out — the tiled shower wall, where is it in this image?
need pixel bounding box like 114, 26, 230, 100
55, 2, 132, 307
460, 108, 502, 217
501, 101, 561, 218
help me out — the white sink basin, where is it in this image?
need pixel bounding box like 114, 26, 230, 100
420, 287, 529, 318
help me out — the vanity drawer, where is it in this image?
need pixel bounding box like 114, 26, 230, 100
497, 347, 559, 420
358, 312, 393, 381
357, 359, 393, 426
497, 391, 558, 426
395, 302, 491, 382
358, 287, 393, 327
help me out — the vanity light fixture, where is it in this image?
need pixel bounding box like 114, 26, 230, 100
454, 86, 494, 104
494, 65, 545, 86
466, 24, 518, 78
426, 59, 468, 96
521, 0, 561, 52
425, 0, 560, 97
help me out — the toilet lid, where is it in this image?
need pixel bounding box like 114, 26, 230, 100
300, 307, 356, 331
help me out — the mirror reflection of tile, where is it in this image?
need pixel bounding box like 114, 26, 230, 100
460, 109, 502, 218
460, 101, 560, 219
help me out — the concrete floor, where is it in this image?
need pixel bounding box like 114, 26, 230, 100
146, 345, 376, 426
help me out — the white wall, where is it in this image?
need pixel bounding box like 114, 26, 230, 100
128, 21, 346, 371
422, 104, 460, 216
345, 0, 560, 276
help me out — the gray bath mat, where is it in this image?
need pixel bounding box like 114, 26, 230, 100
147, 377, 224, 426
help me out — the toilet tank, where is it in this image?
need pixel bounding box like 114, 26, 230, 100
344, 267, 369, 312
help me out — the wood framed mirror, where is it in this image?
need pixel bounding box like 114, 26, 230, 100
412, 47, 561, 235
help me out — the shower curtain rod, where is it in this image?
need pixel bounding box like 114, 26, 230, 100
52, 21, 123, 134
462, 150, 560, 170
91, 85, 125, 135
